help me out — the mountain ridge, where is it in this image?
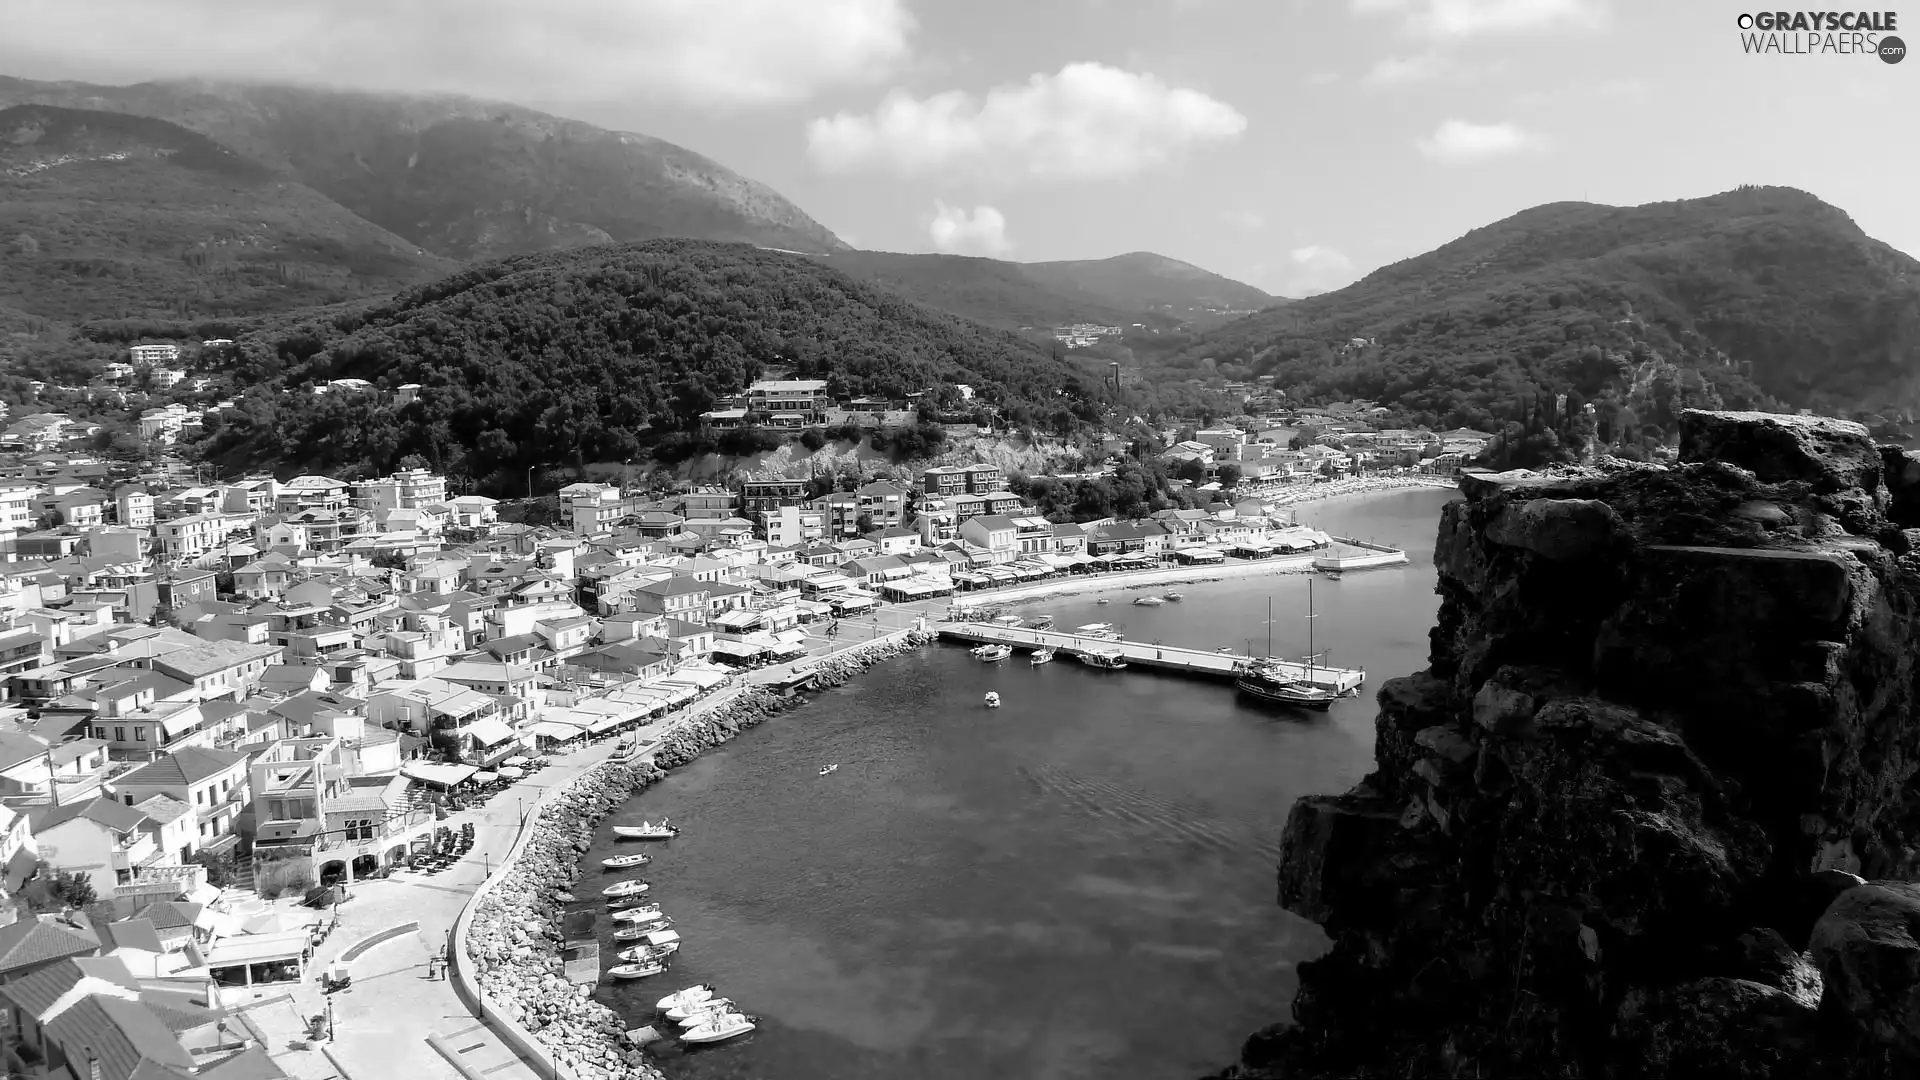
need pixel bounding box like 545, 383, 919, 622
0, 75, 850, 263
1167, 186, 1920, 443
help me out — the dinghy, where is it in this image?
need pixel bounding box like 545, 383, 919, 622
611, 904, 665, 923
602, 852, 652, 870
603, 878, 650, 898
609, 959, 667, 979
666, 998, 734, 1022
613, 819, 679, 840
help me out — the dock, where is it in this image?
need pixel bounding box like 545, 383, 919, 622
935, 623, 1367, 694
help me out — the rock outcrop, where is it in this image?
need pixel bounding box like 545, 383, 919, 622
1206, 411, 1920, 1079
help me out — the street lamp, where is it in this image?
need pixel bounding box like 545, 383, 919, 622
526, 465, 537, 500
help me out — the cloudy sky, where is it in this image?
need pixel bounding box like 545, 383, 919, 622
3, 0, 1913, 296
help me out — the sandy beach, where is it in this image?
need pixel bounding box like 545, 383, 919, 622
1247, 472, 1458, 510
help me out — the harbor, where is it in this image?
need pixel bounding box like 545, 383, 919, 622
935, 622, 1368, 695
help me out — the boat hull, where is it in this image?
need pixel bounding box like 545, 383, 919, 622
683, 1022, 755, 1044
656, 986, 715, 1011
1235, 678, 1337, 711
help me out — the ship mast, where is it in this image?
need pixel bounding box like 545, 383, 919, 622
1305, 579, 1318, 683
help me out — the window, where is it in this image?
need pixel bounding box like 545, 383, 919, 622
92, 726, 106, 740
197, 789, 206, 806
114, 726, 126, 742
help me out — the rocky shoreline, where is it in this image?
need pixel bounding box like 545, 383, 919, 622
462, 631, 932, 1079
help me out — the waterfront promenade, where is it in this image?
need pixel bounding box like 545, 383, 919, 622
935, 622, 1369, 693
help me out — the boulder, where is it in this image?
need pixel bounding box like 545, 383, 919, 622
1808, 881, 1920, 1054
1678, 410, 1879, 493
1484, 497, 1624, 561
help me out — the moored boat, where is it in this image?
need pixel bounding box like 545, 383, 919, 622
983, 691, 1000, 708
1031, 615, 1056, 630
603, 878, 649, 898
656, 984, 717, 1011
1030, 647, 1055, 666
613, 917, 672, 940
641, 929, 681, 956
975, 644, 1013, 662
682, 1014, 757, 1044
1163, 592, 1184, 602
666, 997, 734, 1021
992, 614, 1024, 627
611, 904, 665, 923
1095, 598, 1110, 605
1131, 595, 1165, 607
1235, 666, 1337, 711
818, 763, 839, 776
1077, 648, 1128, 670
677, 1004, 755, 1028
609, 959, 668, 979
602, 852, 652, 870
614, 819, 679, 840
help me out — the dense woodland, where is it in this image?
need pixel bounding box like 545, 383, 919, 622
189, 241, 1106, 489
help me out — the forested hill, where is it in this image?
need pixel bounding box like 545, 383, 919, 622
1174, 187, 1920, 440
196, 240, 1099, 487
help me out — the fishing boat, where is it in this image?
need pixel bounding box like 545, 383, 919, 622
666, 997, 735, 1021
612, 904, 665, 923
818, 764, 839, 776
609, 893, 656, 911
603, 878, 650, 899
1235, 588, 1339, 712
1132, 595, 1165, 607
975, 644, 1013, 662
639, 929, 681, 956
1072, 623, 1119, 640
1031, 615, 1056, 630
992, 614, 1024, 627
602, 852, 652, 870
1030, 647, 1055, 666
983, 691, 1001, 708
613, 819, 679, 840
609, 958, 668, 979
682, 1014, 757, 1044
618, 944, 673, 964
657, 985, 717, 1011
1163, 592, 1184, 602
1321, 568, 1343, 581
613, 917, 672, 940
1077, 648, 1128, 670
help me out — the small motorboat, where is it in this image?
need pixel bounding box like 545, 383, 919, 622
657, 984, 717, 1011
1031, 615, 1055, 630
668, 999, 748, 1022
1030, 648, 1054, 666
666, 997, 734, 1022
612, 904, 666, 923
975, 644, 1013, 662
641, 929, 681, 956
603, 852, 652, 870
1077, 648, 1129, 670
992, 614, 1024, 627
1163, 592, 1184, 602
614, 819, 679, 840
603, 878, 650, 898
1095, 598, 1110, 605
1321, 569, 1343, 581
983, 691, 1000, 708
553, 892, 575, 904
682, 1014, 757, 1044
613, 917, 672, 940
619, 944, 671, 964
818, 764, 839, 776
1131, 595, 1165, 607
609, 959, 668, 980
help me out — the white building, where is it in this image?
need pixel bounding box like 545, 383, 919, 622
129, 343, 180, 364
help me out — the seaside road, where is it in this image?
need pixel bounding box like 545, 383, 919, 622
234, 686, 752, 1080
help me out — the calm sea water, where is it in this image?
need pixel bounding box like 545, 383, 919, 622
582, 488, 1458, 1080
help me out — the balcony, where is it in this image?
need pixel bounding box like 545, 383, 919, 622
110, 832, 159, 872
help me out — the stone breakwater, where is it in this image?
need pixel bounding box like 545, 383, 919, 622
1207, 411, 1920, 1080
464, 632, 930, 1078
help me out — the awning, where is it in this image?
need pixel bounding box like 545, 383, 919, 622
712, 639, 765, 659
402, 763, 479, 788
669, 664, 729, 689
473, 771, 499, 784
528, 721, 585, 741
463, 716, 516, 747
589, 715, 627, 734
711, 609, 764, 632
203, 930, 311, 969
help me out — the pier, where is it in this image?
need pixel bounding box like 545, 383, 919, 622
935, 623, 1367, 694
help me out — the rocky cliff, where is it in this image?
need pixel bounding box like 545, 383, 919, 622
1208, 409, 1920, 1079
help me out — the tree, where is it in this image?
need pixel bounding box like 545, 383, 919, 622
189, 848, 241, 888
854, 512, 877, 535
1216, 463, 1242, 488
1174, 458, 1208, 485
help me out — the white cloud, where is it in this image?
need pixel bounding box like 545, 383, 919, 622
1360, 52, 1457, 88
1277, 245, 1359, 297
1352, 0, 1605, 38
927, 202, 1013, 256
806, 61, 1248, 182
1417, 119, 1544, 163
0, 0, 912, 107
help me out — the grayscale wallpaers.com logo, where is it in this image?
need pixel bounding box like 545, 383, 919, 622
1737, 10, 1906, 61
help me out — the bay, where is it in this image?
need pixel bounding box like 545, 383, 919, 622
586, 487, 1458, 1079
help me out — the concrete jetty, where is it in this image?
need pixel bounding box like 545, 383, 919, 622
936, 623, 1367, 694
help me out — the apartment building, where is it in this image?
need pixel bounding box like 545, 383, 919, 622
738, 478, 811, 517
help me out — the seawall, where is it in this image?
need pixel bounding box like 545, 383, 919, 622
1207, 411, 1920, 1079
454, 632, 933, 1079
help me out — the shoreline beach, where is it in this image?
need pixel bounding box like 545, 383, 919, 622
1250, 472, 1458, 510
